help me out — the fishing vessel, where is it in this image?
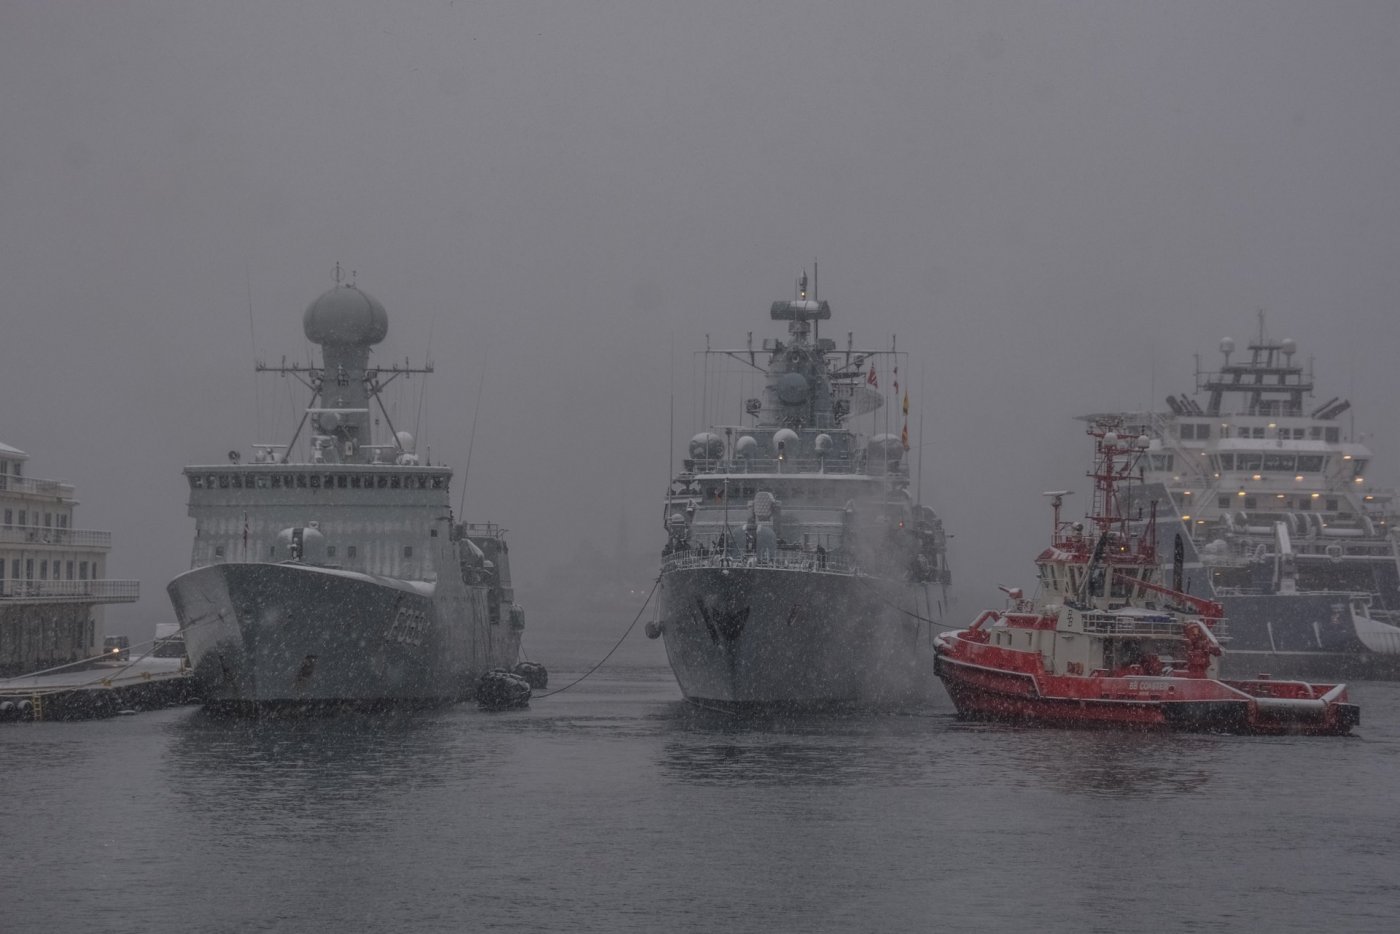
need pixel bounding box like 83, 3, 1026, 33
651, 271, 951, 708
933, 419, 1359, 735
1084, 317, 1400, 679
166, 275, 528, 713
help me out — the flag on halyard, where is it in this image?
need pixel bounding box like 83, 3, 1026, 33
901, 421, 910, 451
902, 389, 909, 415
893, 364, 899, 395
867, 364, 877, 387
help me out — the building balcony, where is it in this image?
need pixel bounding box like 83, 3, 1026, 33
0, 527, 112, 549
0, 579, 139, 603
0, 475, 76, 500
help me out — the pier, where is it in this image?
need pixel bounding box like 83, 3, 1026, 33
0, 656, 198, 722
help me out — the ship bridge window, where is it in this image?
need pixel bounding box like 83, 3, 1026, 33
254, 475, 268, 489
295, 475, 308, 489
1149, 454, 1173, 470
1178, 423, 1211, 440
350, 475, 362, 488
390, 475, 402, 489
217, 474, 230, 489
1263, 454, 1295, 472
1237, 454, 1262, 471
190, 476, 203, 489
1353, 459, 1368, 477
432, 477, 445, 490
1296, 455, 1324, 472
1325, 427, 1340, 443
1215, 454, 1233, 470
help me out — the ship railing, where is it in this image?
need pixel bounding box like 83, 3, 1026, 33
0, 475, 77, 498
661, 551, 858, 575
1080, 612, 1184, 638
684, 456, 905, 477
0, 527, 113, 548
0, 579, 140, 602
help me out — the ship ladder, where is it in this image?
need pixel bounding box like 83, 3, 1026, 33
31, 693, 44, 722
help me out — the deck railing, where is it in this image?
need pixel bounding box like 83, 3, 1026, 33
662, 550, 858, 575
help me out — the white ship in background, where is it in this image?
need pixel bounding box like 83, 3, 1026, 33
651, 271, 951, 707
1087, 316, 1400, 678
167, 275, 528, 713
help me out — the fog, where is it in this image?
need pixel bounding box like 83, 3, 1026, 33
3, 1, 1398, 651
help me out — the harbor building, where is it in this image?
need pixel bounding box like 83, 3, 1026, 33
0, 442, 138, 676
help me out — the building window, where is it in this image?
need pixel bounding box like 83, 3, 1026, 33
40, 560, 48, 580
1218, 496, 1230, 508
347, 546, 357, 558
214, 546, 226, 559
403, 546, 413, 558
3, 509, 10, 527
66, 561, 74, 579
79, 562, 88, 580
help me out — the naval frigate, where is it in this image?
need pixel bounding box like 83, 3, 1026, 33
651, 272, 951, 707
167, 276, 526, 713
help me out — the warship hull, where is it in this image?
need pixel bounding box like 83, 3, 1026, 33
1213, 592, 1400, 680
168, 562, 509, 713
657, 563, 937, 708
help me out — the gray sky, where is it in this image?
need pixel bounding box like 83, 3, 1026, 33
3, 1, 1398, 645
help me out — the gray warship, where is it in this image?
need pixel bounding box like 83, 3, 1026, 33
651, 272, 951, 707
167, 277, 527, 713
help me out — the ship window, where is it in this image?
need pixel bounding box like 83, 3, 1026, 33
1327, 498, 1338, 511
231, 475, 243, 489
271, 475, 283, 488
348, 546, 357, 558
218, 475, 230, 489
214, 546, 225, 559
1298, 498, 1311, 510
254, 475, 268, 489
403, 546, 413, 557
326, 546, 337, 558
295, 475, 308, 488
416, 476, 428, 489
324, 474, 334, 488
432, 477, 445, 489
190, 476, 204, 489
430, 528, 438, 537
1325, 427, 1340, 443
377, 475, 388, 489
1353, 459, 1368, 477
336, 475, 348, 489
1218, 496, 1230, 508
390, 475, 402, 489
1245, 497, 1257, 509
350, 475, 362, 488
1263, 454, 1294, 472
1297, 455, 1324, 472
206, 474, 217, 488
1237, 454, 1262, 471
309, 475, 321, 489
1216, 453, 1233, 470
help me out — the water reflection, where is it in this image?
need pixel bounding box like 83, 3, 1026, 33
952, 721, 1220, 797
657, 702, 956, 786
161, 707, 509, 836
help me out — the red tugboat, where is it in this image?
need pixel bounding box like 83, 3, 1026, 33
934, 419, 1359, 735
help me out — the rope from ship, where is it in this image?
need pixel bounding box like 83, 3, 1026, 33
532, 575, 661, 701
1, 636, 164, 696
855, 576, 960, 631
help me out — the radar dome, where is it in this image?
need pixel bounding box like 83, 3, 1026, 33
735, 435, 758, 457
814, 433, 833, 453
773, 428, 799, 452
304, 284, 388, 346
1219, 337, 1235, 355
396, 431, 415, 452
1281, 338, 1297, 356
689, 432, 725, 460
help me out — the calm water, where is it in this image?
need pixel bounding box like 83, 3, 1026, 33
3, 654, 1399, 934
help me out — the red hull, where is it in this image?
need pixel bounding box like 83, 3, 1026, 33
934, 653, 1358, 736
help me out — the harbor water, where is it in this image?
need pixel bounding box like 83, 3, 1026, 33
3, 630, 1398, 934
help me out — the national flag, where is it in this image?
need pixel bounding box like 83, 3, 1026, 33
866, 364, 877, 387
902, 389, 909, 415
901, 421, 910, 451
242, 512, 249, 554
893, 364, 899, 395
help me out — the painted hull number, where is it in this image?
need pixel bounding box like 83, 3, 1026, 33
386, 606, 429, 646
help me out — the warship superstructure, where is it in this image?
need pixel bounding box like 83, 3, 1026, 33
1086, 317, 1400, 678
167, 277, 526, 712
651, 272, 950, 707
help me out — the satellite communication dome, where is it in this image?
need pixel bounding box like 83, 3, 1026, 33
1219, 337, 1235, 355
396, 431, 415, 452
773, 428, 799, 452
814, 433, 833, 453
736, 435, 758, 457
1281, 338, 1297, 356
689, 432, 725, 460
303, 284, 389, 346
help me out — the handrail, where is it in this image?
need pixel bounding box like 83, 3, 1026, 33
0, 527, 113, 548
0, 580, 140, 601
